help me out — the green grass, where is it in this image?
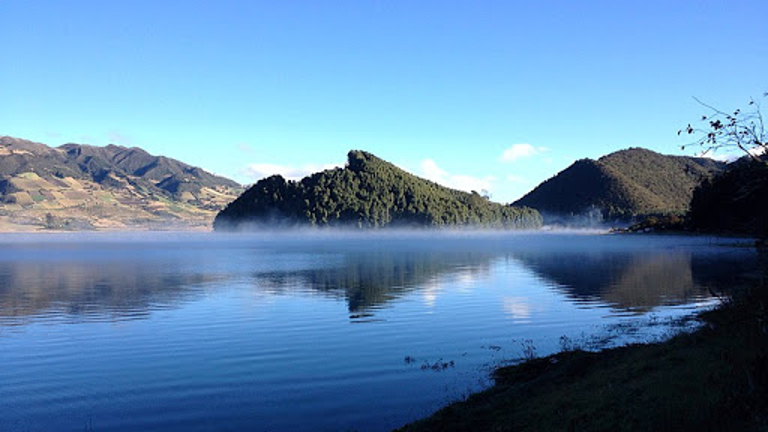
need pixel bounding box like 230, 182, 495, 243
17, 171, 40, 180
398, 280, 768, 432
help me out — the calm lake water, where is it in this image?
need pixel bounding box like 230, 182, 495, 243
0, 231, 757, 431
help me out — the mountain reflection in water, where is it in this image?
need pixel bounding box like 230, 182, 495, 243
249, 249, 494, 313
0, 233, 757, 326
514, 247, 755, 313
0, 233, 759, 432
0, 240, 219, 326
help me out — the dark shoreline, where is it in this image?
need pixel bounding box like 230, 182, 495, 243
397, 246, 768, 432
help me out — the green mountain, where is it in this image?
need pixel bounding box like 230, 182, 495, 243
0, 136, 242, 230
512, 148, 726, 222
214, 150, 542, 230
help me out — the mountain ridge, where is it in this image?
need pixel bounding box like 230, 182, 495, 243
512, 147, 727, 222
0, 135, 242, 230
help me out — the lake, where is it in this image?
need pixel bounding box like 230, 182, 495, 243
0, 231, 757, 431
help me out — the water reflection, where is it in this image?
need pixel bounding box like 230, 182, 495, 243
515, 249, 755, 312
0, 255, 215, 326
0, 235, 758, 326
250, 250, 495, 313
502, 296, 533, 322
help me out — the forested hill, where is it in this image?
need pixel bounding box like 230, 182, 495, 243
688, 157, 768, 237
214, 150, 542, 230
512, 148, 726, 221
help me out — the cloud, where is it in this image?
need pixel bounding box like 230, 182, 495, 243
242, 162, 341, 182
501, 143, 547, 162
107, 131, 133, 146
693, 147, 767, 163
237, 143, 254, 154
506, 175, 526, 184
419, 159, 494, 193
421, 159, 449, 180
748, 146, 767, 158
694, 151, 731, 162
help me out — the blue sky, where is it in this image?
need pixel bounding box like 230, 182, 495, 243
1, 0, 766, 202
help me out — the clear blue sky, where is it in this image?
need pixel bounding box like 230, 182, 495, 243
1, 0, 766, 202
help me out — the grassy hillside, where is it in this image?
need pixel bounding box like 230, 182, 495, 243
214, 150, 542, 230
513, 148, 726, 222
0, 136, 242, 230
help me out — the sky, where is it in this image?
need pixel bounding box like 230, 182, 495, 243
1, 0, 766, 203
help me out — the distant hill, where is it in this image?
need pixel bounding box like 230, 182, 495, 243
0, 136, 242, 230
512, 148, 726, 223
214, 150, 542, 230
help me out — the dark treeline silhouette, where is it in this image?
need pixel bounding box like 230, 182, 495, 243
214, 150, 542, 230
688, 157, 768, 237
681, 93, 767, 238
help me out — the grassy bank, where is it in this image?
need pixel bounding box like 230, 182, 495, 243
398, 269, 768, 431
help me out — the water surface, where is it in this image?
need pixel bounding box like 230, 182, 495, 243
0, 232, 756, 431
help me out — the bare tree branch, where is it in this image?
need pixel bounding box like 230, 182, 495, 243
680, 93, 767, 163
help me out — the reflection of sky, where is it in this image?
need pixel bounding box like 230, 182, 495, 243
420, 267, 491, 309
420, 278, 440, 309
0, 233, 757, 326
0, 233, 757, 432
502, 296, 532, 323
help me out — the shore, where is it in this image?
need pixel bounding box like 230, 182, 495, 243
398, 275, 768, 431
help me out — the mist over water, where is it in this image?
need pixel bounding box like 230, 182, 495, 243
0, 231, 757, 431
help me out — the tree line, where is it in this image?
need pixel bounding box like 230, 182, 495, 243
214, 150, 542, 230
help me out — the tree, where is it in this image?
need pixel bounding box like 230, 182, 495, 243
44, 212, 57, 229
680, 92, 768, 238
679, 92, 767, 163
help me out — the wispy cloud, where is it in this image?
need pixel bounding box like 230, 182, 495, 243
242, 162, 341, 182
748, 146, 767, 158
107, 131, 134, 146
79, 135, 97, 144
237, 143, 254, 154
500, 143, 547, 162
419, 159, 494, 193
692, 147, 766, 163
694, 150, 731, 162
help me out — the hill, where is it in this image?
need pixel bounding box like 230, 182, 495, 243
0, 136, 242, 230
688, 157, 768, 237
512, 148, 726, 223
214, 150, 542, 230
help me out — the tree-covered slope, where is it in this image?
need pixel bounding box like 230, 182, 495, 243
688, 158, 768, 237
513, 148, 726, 221
214, 150, 542, 230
